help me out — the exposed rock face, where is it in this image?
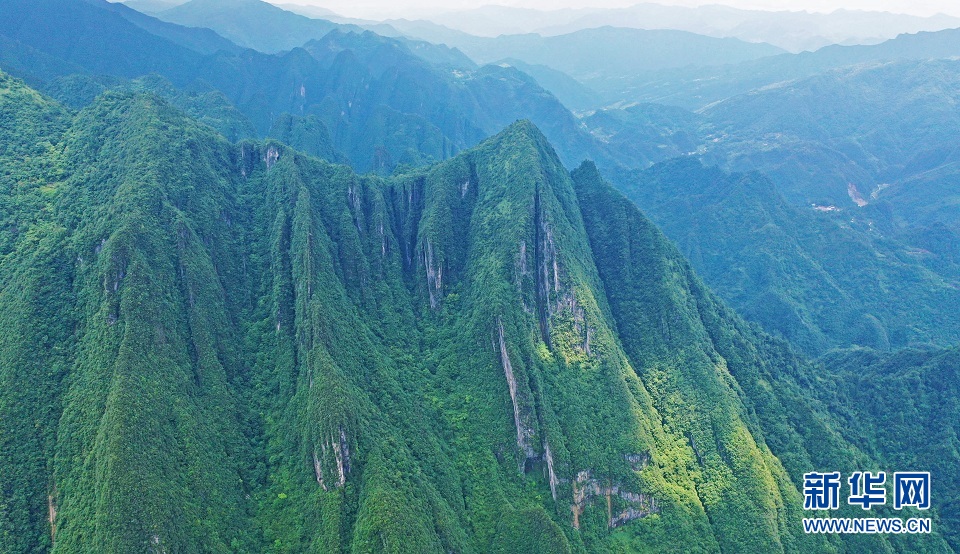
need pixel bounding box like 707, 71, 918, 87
847, 182, 867, 207
314, 426, 352, 491
264, 146, 279, 170
424, 239, 443, 309
570, 469, 658, 530
533, 190, 559, 345
497, 319, 536, 467
624, 452, 649, 471
332, 427, 350, 488
47, 494, 56, 542
313, 450, 324, 488
378, 219, 386, 257
544, 439, 559, 501
347, 182, 362, 231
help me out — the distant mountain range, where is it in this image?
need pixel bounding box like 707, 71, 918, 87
598, 26, 960, 109
393, 3, 960, 53
0, 0, 611, 173
394, 26, 786, 83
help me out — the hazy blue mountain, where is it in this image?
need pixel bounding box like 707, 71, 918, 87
394, 37, 476, 70
150, 0, 407, 54
410, 26, 784, 104
384, 17, 479, 47
294, 29, 611, 171
418, 3, 960, 53
100, 0, 241, 55
273, 2, 408, 37
155, 0, 345, 52
272, 2, 339, 19
613, 27, 960, 110
533, 4, 960, 53
583, 103, 704, 167
491, 59, 599, 112
0, 0, 614, 174
0, 0, 210, 81
583, 56, 960, 243
121, 0, 186, 13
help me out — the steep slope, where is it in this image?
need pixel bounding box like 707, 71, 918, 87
50, 92, 256, 553
573, 161, 953, 552
0, 69, 74, 554
0, 75, 953, 552
816, 346, 960, 550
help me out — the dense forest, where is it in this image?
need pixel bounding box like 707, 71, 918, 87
1, 0, 959, 552
0, 68, 951, 553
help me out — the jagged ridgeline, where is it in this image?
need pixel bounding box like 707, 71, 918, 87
0, 72, 951, 553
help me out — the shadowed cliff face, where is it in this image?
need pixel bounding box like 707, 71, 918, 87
0, 72, 953, 553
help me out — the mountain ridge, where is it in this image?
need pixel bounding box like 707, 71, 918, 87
0, 71, 951, 551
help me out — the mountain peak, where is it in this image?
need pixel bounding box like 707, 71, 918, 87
481, 119, 554, 158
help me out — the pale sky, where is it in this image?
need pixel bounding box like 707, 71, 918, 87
285, 0, 960, 20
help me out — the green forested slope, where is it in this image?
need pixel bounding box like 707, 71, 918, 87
815, 346, 960, 550
0, 73, 953, 553
613, 158, 960, 354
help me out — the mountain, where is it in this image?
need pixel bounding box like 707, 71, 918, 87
394, 37, 476, 71
294, 29, 609, 171
815, 346, 960, 545
100, 0, 241, 55
583, 103, 704, 168
272, 3, 406, 37
585, 58, 960, 236
699, 58, 960, 222
155, 0, 345, 53
491, 59, 599, 113
383, 17, 479, 48
416, 3, 960, 52
401, 26, 784, 106
272, 2, 340, 20
1, 71, 952, 552
0, 0, 612, 174
613, 27, 960, 110
0, 0, 212, 82
121, 0, 187, 13
613, 158, 960, 355
152, 0, 406, 53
